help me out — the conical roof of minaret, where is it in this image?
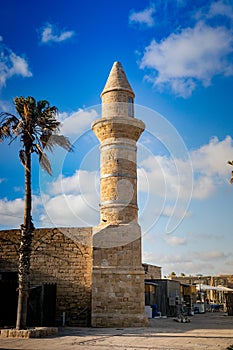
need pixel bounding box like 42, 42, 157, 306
101, 61, 135, 97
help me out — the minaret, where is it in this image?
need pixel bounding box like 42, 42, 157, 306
92, 61, 145, 226
91, 62, 147, 327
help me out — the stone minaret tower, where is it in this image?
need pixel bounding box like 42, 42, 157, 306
91, 62, 147, 327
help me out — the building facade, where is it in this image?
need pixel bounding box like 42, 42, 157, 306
0, 62, 148, 328
0, 228, 92, 326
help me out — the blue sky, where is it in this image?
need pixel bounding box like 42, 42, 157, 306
0, 0, 233, 277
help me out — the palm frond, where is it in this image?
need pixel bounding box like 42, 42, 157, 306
35, 101, 59, 130
37, 100, 49, 111
14, 97, 27, 118
40, 132, 53, 150
0, 114, 20, 141
12, 120, 24, 136
15, 96, 36, 122
44, 134, 73, 152
34, 143, 52, 175
40, 152, 52, 175
0, 112, 18, 124
230, 171, 233, 185
37, 117, 60, 132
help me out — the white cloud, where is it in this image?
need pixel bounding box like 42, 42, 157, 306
0, 197, 24, 227
192, 176, 216, 199
59, 108, 98, 138
163, 235, 187, 246
0, 169, 99, 229
201, 250, 228, 261
138, 156, 167, 195
191, 136, 233, 197
162, 205, 191, 219
8, 53, 32, 78
129, 5, 155, 27
0, 37, 32, 89
138, 149, 193, 233
33, 107, 100, 228
139, 136, 233, 202
40, 192, 99, 227
40, 23, 75, 44
208, 0, 233, 20
195, 0, 233, 21
49, 169, 98, 196
191, 136, 233, 177
143, 249, 232, 276
0, 195, 43, 228
140, 21, 233, 97
40, 169, 99, 227
139, 154, 193, 204
137, 135, 233, 234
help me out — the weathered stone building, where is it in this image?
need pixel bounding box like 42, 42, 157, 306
143, 263, 162, 280
0, 62, 151, 328
0, 228, 92, 326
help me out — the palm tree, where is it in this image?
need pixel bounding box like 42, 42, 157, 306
169, 271, 177, 278
0, 96, 72, 329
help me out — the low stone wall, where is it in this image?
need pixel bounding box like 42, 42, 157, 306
0, 327, 58, 338
0, 227, 92, 325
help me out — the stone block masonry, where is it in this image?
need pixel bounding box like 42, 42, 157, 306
143, 263, 162, 280
0, 227, 92, 326
0, 327, 58, 338
91, 62, 148, 327
92, 224, 147, 327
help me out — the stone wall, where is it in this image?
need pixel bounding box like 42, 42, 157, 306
92, 223, 148, 327
0, 227, 92, 325
0, 225, 162, 327
142, 263, 162, 280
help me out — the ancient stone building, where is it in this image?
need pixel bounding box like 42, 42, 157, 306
143, 263, 162, 280
0, 228, 92, 326
91, 62, 147, 327
0, 62, 151, 328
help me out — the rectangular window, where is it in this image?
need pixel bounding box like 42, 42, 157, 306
128, 97, 134, 117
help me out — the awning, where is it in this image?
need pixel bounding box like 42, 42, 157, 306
145, 281, 158, 286
196, 284, 233, 292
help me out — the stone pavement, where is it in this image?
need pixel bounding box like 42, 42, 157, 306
0, 313, 233, 350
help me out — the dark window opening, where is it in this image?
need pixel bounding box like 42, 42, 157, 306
128, 97, 134, 117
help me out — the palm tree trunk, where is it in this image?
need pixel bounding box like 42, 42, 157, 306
16, 144, 34, 329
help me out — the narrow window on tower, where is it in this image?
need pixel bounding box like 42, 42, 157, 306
128, 96, 134, 117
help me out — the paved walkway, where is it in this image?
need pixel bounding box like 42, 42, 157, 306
0, 313, 233, 349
